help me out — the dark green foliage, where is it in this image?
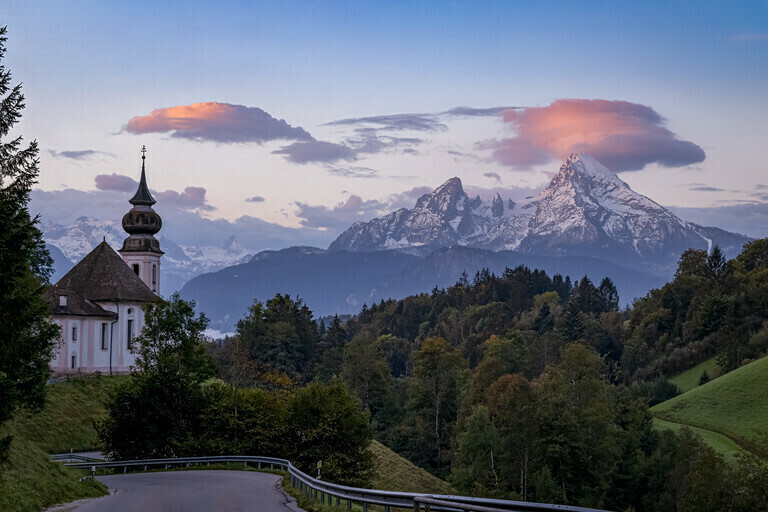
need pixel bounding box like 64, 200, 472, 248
560, 298, 585, 342
284, 380, 374, 486
699, 371, 710, 386
99, 294, 375, 486
236, 294, 318, 379
0, 26, 59, 463
395, 337, 466, 477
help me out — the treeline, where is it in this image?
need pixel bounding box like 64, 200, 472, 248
101, 239, 768, 510
625, 240, 768, 380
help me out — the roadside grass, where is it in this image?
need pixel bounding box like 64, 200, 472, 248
11, 374, 128, 454
651, 356, 768, 457
369, 440, 454, 494
0, 430, 106, 512
669, 356, 722, 393
0, 375, 124, 511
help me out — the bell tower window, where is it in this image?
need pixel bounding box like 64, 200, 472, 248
133, 263, 140, 276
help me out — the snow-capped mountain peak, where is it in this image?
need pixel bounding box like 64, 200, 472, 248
330, 153, 749, 269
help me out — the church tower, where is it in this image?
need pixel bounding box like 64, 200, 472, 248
119, 146, 163, 295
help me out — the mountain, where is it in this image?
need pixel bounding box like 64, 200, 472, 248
179, 245, 665, 332
179, 247, 421, 331
42, 217, 255, 293
330, 153, 750, 272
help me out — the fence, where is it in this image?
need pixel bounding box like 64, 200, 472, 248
61, 454, 611, 512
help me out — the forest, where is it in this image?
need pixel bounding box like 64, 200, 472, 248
100, 239, 768, 511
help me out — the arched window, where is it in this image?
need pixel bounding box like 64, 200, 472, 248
71, 353, 77, 369
72, 325, 77, 341
133, 263, 140, 276
152, 264, 157, 290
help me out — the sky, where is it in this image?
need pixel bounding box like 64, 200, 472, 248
4, 0, 768, 249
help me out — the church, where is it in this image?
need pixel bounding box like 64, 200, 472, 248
46, 148, 163, 374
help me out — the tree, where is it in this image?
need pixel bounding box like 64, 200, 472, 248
0, 26, 59, 462
560, 298, 585, 342
598, 277, 620, 313
98, 294, 215, 459
404, 337, 466, 475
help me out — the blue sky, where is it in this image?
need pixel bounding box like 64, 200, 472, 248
4, 0, 768, 246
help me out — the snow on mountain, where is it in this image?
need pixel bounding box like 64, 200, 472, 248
42, 217, 255, 293
330, 153, 750, 270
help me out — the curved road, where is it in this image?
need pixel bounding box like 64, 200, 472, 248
70, 470, 303, 512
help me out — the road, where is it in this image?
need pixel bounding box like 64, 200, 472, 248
69, 470, 303, 512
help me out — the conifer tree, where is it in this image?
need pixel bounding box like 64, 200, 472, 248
0, 26, 59, 462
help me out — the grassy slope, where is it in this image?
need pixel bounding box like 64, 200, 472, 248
652, 356, 768, 457
369, 440, 455, 494
669, 356, 722, 393
652, 418, 744, 463
0, 375, 122, 511
10, 375, 128, 454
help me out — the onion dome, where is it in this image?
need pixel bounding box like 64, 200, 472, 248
120, 147, 164, 254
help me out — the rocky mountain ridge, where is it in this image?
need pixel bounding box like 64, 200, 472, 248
330, 153, 749, 270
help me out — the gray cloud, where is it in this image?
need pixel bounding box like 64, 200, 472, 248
274, 130, 421, 165
324, 105, 513, 132
273, 140, 356, 164
483, 172, 502, 183
326, 166, 379, 179
443, 106, 514, 117
95, 173, 213, 210
690, 186, 724, 192
125, 102, 313, 144
95, 173, 138, 192
670, 202, 768, 239
245, 196, 265, 203
294, 195, 389, 230
48, 149, 113, 160
326, 112, 447, 132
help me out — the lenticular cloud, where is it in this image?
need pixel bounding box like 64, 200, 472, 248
493, 99, 705, 172
125, 102, 313, 144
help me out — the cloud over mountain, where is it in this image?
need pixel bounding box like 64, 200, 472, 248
124, 102, 313, 143
489, 99, 705, 172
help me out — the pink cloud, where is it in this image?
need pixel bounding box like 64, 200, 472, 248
491, 99, 705, 172
155, 186, 214, 210
95, 173, 138, 192
125, 102, 313, 143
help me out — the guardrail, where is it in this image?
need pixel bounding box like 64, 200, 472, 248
60, 454, 612, 512
50, 453, 103, 462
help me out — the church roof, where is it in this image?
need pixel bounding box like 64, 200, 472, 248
50, 241, 158, 304
45, 289, 118, 318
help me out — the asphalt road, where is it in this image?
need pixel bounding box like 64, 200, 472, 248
70, 470, 303, 512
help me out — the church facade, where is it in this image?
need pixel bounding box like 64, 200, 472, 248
46, 150, 164, 374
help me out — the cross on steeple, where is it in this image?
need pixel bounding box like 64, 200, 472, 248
141, 145, 147, 160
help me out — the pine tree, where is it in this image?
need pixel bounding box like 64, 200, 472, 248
561, 298, 585, 342
0, 26, 60, 462
598, 277, 620, 312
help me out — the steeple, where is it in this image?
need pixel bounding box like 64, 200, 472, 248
129, 146, 156, 206
120, 146, 163, 294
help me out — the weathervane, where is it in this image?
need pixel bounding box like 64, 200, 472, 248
141, 145, 147, 160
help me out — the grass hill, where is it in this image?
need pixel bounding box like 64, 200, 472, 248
668, 356, 722, 393
369, 440, 454, 494
0, 375, 119, 512
651, 356, 768, 461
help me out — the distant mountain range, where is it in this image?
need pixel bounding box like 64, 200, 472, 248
42, 217, 255, 294
44, 154, 753, 332
331, 153, 748, 273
